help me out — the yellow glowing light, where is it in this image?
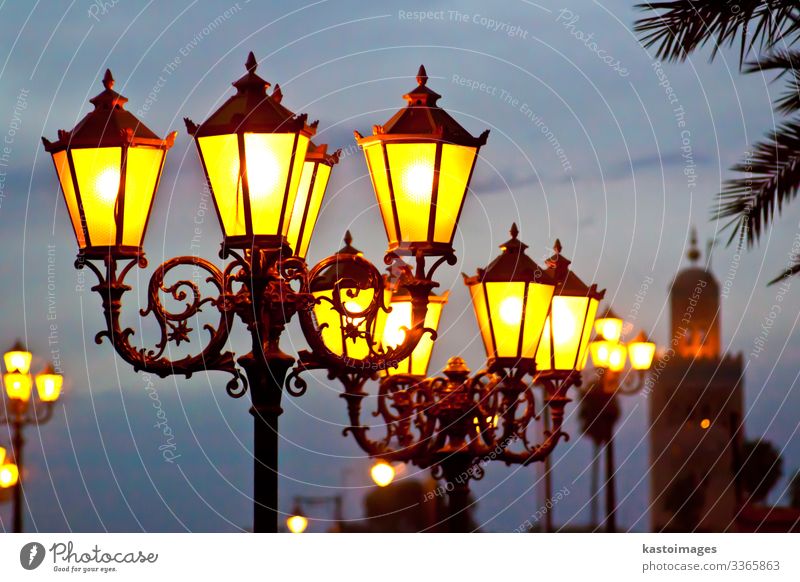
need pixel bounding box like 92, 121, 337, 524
590, 340, 612, 368
95, 167, 121, 202
370, 461, 395, 487
286, 514, 308, 534
595, 317, 623, 342
499, 296, 523, 325
4, 350, 32, 375
551, 299, 578, 346
401, 161, 434, 202
245, 140, 280, 197
607, 344, 627, 372
0, 464, 18, 488
344, 301, 366, 327
4, 373, 32, 402
0, 447, 5, 466
700, 418, 711, 430
35, 372, 63, 402
628, 340, 656, 371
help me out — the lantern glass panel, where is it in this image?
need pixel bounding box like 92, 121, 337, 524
364, 144, 397, 243
536, 296, 598, 371
122, 147, 164, 246
433, 144, 476, 243
52, 151, 87, 248
4, 350, 32, 375
628, 341, 656, 370
71, 146, 122, 246
485, 281, 526, 358
469, 283, 494, 359
35, 373, 63, 402
288, 161, 331, 258
198, 134, 245, 237
244, 133, 308, 237
386, 142, 436, 242
382, 294, 445, 376
4, 373, 32, 402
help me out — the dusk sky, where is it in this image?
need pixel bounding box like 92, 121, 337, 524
1, 0, 799, 532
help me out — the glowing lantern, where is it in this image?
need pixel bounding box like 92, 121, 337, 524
590, 340, 614, 368
4, 373, 32, 403
382, 285, 447, 377
286, 508, 308, 534
628, 332, 656, 371
185, 52, 315, 249
464, 224, 555, 371
311, 232, 387, 360
4, 341, 32, 375
0, 464, 18, 488
370, 461, 396, 487
595, 311, 623, 342
606, 343, 627, 372
286, 142, 340, 258
536, 240, 604, 376
35, 364, 63, 402
42, 70, 175, 258
356, 65, 489, 257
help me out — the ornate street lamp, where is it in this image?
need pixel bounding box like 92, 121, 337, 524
1, 342, 63, 532
302, 225, 603, 531
43, 55, 466, 533
286, 494, 343, 533
355, 65, 489, 258
582, 313, 656, 532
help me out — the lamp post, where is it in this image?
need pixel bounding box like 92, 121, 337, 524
1, 342, 63, 532
286, 494, 344, 533
583, 311, 655, 532
290, 224, 604, 531
43, 56, 487, 533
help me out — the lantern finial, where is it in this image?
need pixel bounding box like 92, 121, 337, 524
102, 69, 114, 90
416, 65, 428, 86
509, 222, 519, 239
343, 230, 353, 246
687, 226, 700, 263
245, 51, 257, 73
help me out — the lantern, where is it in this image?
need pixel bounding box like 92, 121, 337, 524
310, 232, 388, 360
4, 373, 32, 403
594, 309, 623, 342
185, 52, 315, 249
628, 332, 656, 370
464, 224, 555, 371
356, 65, 489, 257
606, 343, 627, 372
286, 507, 308, 534
589, 340, 614, 368
286, 142, 340, 258
535, 240, 604, 376
35, 364, 63, 402
42, 70, 175, 258
4, 341, 32, 375
381, 285, 448, 377
0, 463, 18, 489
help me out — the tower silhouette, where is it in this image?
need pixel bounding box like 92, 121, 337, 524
649, 229, 744, 531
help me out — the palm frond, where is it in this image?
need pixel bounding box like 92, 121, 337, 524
769, 259, 800, 283
635, 1, 800, 64
745, 49, 800, 113
715, 118, 800, 247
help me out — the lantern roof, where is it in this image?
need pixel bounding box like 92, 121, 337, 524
185, 52, 317, 138
544, 239, 605, 300
42, 69, 175, 152
306, 141, 341, 166
355, 65, 489, 147
310, 231, 367, 292
463, 224, 552, 285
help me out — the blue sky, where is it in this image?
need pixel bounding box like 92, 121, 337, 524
1, 0, 799, 531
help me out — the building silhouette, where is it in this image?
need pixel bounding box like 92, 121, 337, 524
649, 230, 744, 532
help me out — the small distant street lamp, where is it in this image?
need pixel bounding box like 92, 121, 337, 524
286, 495, 344, 533
583, 310, 655, 532
370, 461, 396, 488
1, 341, 63, 532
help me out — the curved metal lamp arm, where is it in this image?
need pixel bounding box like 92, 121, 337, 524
79, 253, 247, 398
497, 374, 578, 466
292, 252, 448, 378
615, 369, 647, 395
